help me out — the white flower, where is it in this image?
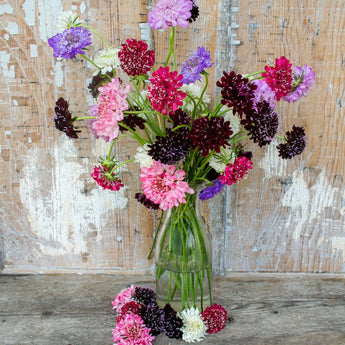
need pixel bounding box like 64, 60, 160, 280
222, 106, 241, 135
134, 144, 153, 168
181, 83, 211, 112
93, 48, 121, 74
57, 11, 82, 32
179, 307, 207, 343
209, 146, 235, 173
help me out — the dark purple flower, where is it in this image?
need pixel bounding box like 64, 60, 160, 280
188, 1, 200, 23
216, 71, 257, 117
48, 27, 91, 59
135, 193, 160, 210
277, 125, 306, 159
54, 97, 80, 138
199, 180, 226, 201
119, 114, 146, 133
181, 47, 214, 84
170, 108, 191, 127
162, 304, 183, 339
87, 71, 113, 98
134, 286, 157, 306
139, 303, 165, 336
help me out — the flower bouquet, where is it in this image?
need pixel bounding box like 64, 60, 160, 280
48, 0, 314, 338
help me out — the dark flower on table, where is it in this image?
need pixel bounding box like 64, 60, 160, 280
134, 286, 157, 306
216, 71, 257, 117
91, 164, 124, 191
162, 304, 183, 339
148, 66, 186, 116
119, 39, 155, 77
277, 125, 306, 159
135, 193, 160, 210
181, 46, 214, 84
54, 97, 80, 138
262, 56, 293, 101
201, 304, 227, 334
219, 156, 253, 186
87, 71, 113, 98
241, 100, 279, 147
199, 179, 226, 201
139, 302, 165, 336
48, 26, 91, 59
188, 1, 200, 23
189, 116, 233, 157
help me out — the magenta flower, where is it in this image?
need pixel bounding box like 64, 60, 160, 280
91, 165, 124, 191
112, 285, 136, 313
283, 64, 315, 103
148, 67, 186, 116
201, 304, 227, 334
48, 27, 91, 59
112, 313, 155, 345
89, 77, 130, 142
219, 156, 253, 186
148, 0, 193, 30
140, 160, 194, 211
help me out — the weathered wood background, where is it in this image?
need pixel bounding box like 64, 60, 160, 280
0, 0, 344, 274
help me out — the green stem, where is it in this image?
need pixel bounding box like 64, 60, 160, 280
109, 159, 135, 175
79, 53, 100, 70
82, 24, 109, 48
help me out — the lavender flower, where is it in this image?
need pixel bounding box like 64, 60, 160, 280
283, 64, 315, 103
148, 0, 193, 30
199, 180, 226, 201
48, 27, 91, 59
181, 47, 214, 84
277, 125, 306, 159
252, 79, 276, 110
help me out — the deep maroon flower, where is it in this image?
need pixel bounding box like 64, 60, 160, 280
188, 1, 199, 23
91, 164, 124, 191
87, 71, 113, 98
134, 286, 157, 306
119, 114, 146, 133
241, 100, 279, 147
48, 27, 91, 59
148, 67, 186, 116
54, 97, 80, 138
162, 304, 183, 339
219, 156, 253, 186
170, 108, 191, 127
135, 193, 160, 210
262, 56, 293, 101
201, 304, 227, 334
199, 180, 226, 201
216, 71, 257, 117
189, 116, 233, 157
118, 39, 155, 77
140, 303, 165, 336
277, 125, 306, 159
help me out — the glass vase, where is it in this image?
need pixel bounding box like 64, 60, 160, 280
154, 194, 213, 312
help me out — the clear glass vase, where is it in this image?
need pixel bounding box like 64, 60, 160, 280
154, 193, 213, 312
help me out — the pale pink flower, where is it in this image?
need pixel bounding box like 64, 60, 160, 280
112, 285, 136, 313
89, 77, 130, 142
112, 313, 155, 345
140, 160, 194, 211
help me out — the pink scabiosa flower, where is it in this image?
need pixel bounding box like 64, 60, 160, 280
148, 0, 193, 30
148, 67, 186, 116
262, 56, 293, 101
140, 160, 194, 211
283, 64, 315, 103
201, 304, 227, 334
219, 156, 253, 186
89, 77, 130, 142
116, 301, 143, 323
91, 164, 124, 191
112, 313, 155, 345
119, 39, 155, 77
251, 79, 276, 110
112, 285, 136, 313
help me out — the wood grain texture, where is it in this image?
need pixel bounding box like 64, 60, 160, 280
0, 273, 345, 345
0, 0, 344, 273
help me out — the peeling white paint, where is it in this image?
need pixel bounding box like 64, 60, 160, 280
53, 61, 64, 87
6, 22, 19, 35
79, 2, 86, 14
19, 140, 128, 258
0, 51, 15, 78
0, 4, 13, 15
259, 140, 288, 177
30, 44, 38, 58
4, 34, 9, 40
38, 0, 63, 42
330, 237, 345, 259
23, 0, 36, 27
140, 23, 151, 47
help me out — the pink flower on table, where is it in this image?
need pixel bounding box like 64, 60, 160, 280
89, 77, 130, 142
148, 66, 186, 116
112, 285, 136, 313
112, 313, 155, 345
218, 156, 253, 186
140, 160, 194, 211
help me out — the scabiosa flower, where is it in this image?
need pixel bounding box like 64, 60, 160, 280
188, 1, 200, 23
93, 48, 121, 75
148, 0, 193, 30
119, 114, 146, 133
89, 77, 130, 142
92, 164, 124, 191
241, 100, 279, 147
283, 64, 315, 103
57, 11, 82, 32
179, 307, 207, 343
87, 71, 114, 98
216, 71, 257, 117
119, 39, 155, 77
148, 66, 186, 116
181, 83, 211, 112
135, 145, 154, 169
251, 79, 276, 110
134, 286, 157, 306
189, 116, 233, 157
162, 304, 183, 339
140, 303, 165, 336
112, 313, 155, 345
140, 161, 194, 211
201, 304, 227, 334
219, 156, 253, 186
135, 193, 160, 210
48, 27, 91, 59
112, 285, 136, 313
170, 108, 191, 127
181, 47, 214, 84
277, 125, 306, 159
53, 97, 81, 138
199, 180, 226, 201
116, 301, 143, 323
262, 56, 293, 101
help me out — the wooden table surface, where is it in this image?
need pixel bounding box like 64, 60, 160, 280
0, 273, 344, 345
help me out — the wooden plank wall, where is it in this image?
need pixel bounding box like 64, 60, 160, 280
0, 0, 344, 274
